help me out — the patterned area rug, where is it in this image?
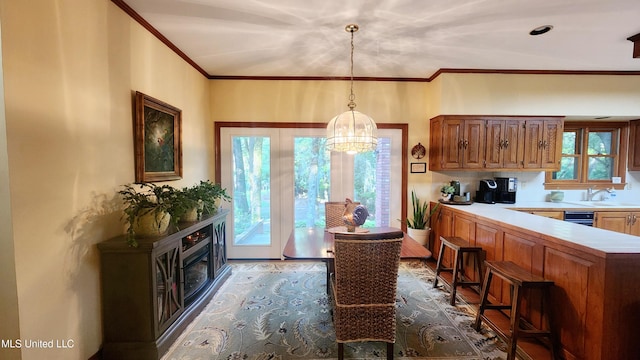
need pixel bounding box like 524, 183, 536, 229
163, 261, 506, 360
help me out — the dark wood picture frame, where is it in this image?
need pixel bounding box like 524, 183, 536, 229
134, 91, 182, 182
410, 162, 426, 173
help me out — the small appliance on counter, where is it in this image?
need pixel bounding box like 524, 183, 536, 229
475, 179, 497, 204
494, 177, 517, 204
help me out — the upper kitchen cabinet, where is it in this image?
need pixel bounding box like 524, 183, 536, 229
522, 118, 563, 170
629, 119, 640, 171
429, 115, 563, 171
430, 117, 485, 169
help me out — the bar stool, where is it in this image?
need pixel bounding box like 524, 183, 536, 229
473, 261, 557, 360
432, 236, 483, 306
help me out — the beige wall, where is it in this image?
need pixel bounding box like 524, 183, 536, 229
210, 79, 436, 197
0, 0, 212, 359
438, 73, 640, 116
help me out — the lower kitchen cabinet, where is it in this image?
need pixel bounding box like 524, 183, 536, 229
520, 210, 564, 220
594, 211, 640, 236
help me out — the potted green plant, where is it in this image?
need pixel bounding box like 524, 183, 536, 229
118, 183, 177, 247
172, 186, 203, 223
440, 184, 456, 201
183, 180, 231, 219
405, 190, 440, 246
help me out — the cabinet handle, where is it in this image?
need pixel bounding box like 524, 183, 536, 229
463, 139, 468, 149
633, 214, 637, 225
504, 139, 509, 148
628, 214, 632, 226
538, 140, 544, 149
458, 140, 464, 149
543, 140, 548, 149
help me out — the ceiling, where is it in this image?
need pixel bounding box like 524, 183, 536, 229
118, 0, 640, 79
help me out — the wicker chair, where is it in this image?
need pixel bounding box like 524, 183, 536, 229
330, 230, 404, 360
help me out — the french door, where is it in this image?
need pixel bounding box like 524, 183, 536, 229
219, 125, 404, 259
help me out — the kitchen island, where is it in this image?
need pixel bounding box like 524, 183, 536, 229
431, 201, 640, 360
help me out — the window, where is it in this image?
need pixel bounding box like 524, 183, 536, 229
545, 122, 628, 189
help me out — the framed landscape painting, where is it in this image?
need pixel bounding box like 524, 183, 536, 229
134, 91, 183, 182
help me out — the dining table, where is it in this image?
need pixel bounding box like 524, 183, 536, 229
283, 226, 432, 292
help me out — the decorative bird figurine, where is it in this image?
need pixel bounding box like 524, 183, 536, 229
342, 199, 368, 230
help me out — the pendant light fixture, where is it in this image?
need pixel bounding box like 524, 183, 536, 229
326, 24, 377, 154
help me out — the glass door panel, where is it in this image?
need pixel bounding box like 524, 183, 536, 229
293, 136, 330, 228
221, 128, 281, 259
231, 136, 271, 246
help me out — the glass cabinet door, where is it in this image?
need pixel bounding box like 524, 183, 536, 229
155, 246, 182, 334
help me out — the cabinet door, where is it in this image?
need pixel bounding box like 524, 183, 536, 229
155, 245, 183, 335
453, 213, 479, 282
594, 211, 630, 233
475, 222, 503, 303
523, 120, 544, 168
629, 120, 640, 171
462, 119, 486, 169
503, 119, 524, 169
213, 219, 227, 274
529, 211, 564, 220
441, 118, 464, 169
431, 205, 453, 258
429, 118, 443, 170
485, 119, 523, 169
484, 120, 504, 169
629, 212, 640, 236
541, 119, 562, 169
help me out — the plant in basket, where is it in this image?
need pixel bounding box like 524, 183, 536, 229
118, 183, 178, 247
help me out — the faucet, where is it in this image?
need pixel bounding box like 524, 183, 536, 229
586, 187, 612, 201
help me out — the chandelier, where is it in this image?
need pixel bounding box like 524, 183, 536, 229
326, 24, 377, 154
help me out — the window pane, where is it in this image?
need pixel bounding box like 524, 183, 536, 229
588, 131, 612, 155
553, 156, 577, 180
562, 131, 578, 155
353, 138, 391, 227
294, 137, 330, 228
232, 136, 271, 245
588, 156, 613, 180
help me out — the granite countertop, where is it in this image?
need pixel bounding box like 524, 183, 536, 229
438, 202, 640, 255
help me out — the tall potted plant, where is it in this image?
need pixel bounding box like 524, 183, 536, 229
405, 190, 439, 246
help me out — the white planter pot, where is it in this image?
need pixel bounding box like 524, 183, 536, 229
407, 227, 431, 247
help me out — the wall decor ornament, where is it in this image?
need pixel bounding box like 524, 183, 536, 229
134, 91, 183, 182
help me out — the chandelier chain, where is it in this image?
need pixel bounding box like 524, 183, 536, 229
348, 26, 356, 110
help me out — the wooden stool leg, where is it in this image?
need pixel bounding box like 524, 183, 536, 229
338, 343, 344, 360
386, 342, 394, 360
507, 284, 522, 360
543, 287, 558, 360
474, 266, 493, 331
450, 249, 461, 305
474, 251, 483, 289
433, 241, 446, 288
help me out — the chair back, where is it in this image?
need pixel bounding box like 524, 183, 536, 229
333, 230, 404, 306
325, 201, 360, 229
